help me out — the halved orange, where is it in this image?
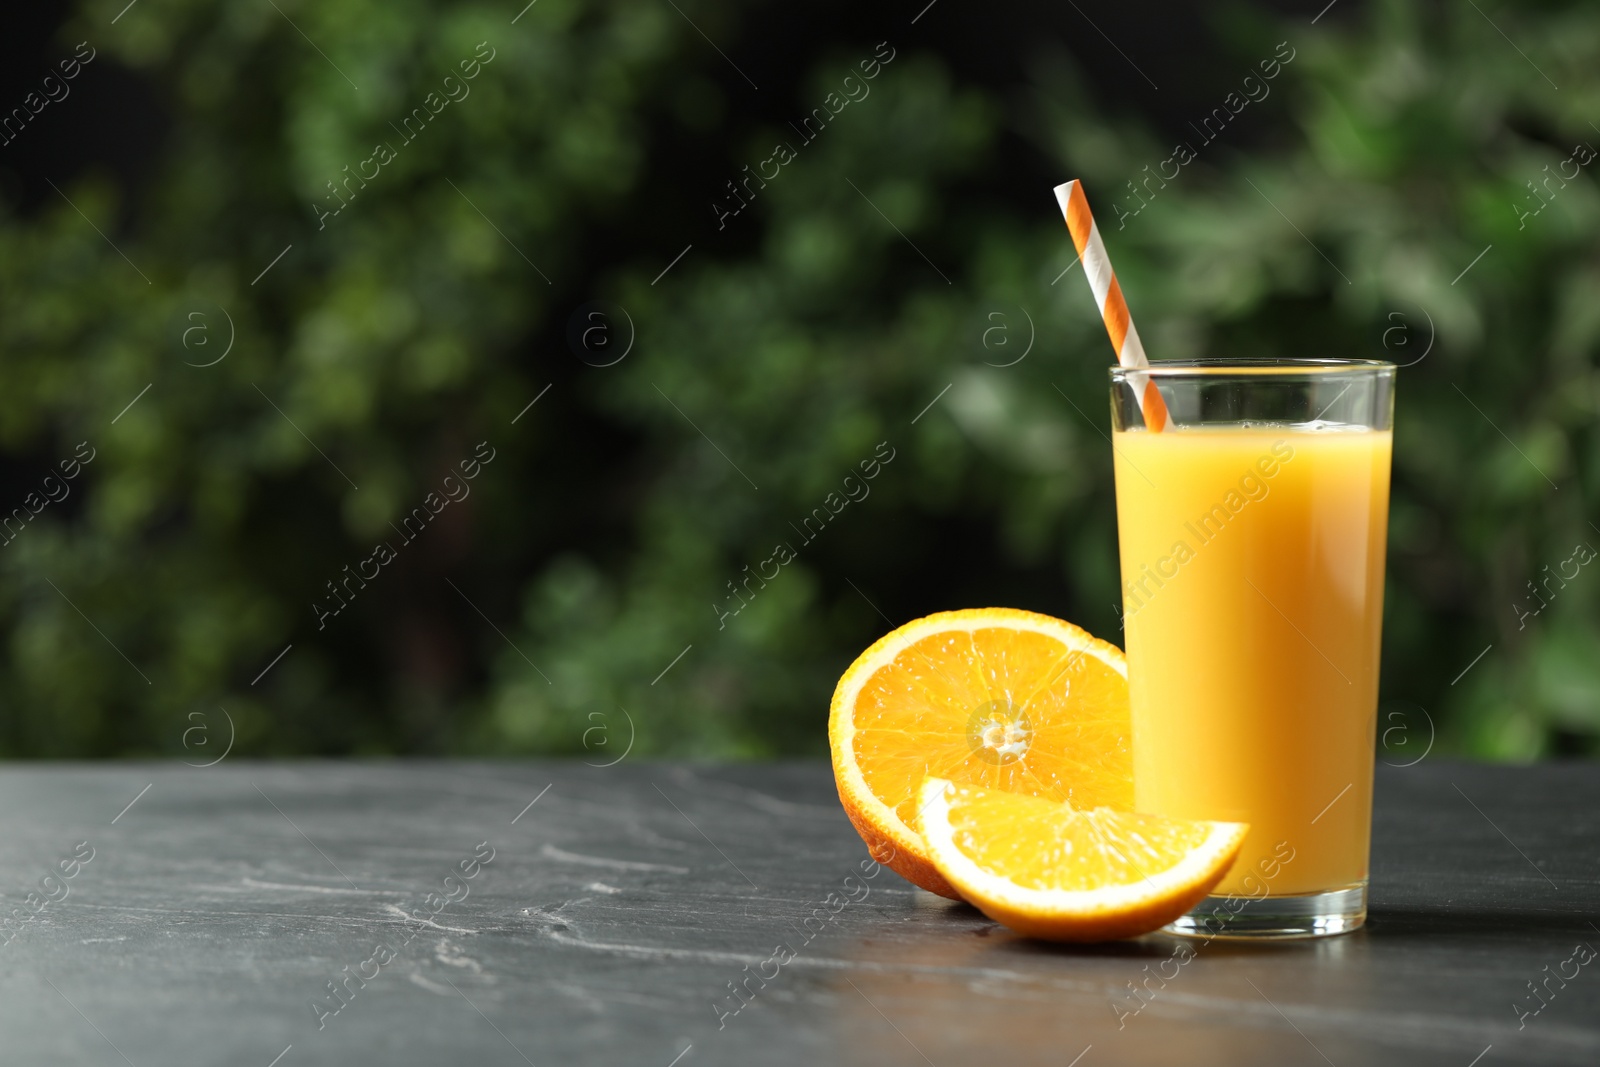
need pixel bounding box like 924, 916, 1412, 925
828, 608, 1131, 899
917, 777, 1247, 941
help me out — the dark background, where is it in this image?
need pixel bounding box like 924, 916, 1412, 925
0, 0, 1593, 762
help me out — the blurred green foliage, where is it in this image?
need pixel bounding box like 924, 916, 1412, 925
0, 0, 1596, 761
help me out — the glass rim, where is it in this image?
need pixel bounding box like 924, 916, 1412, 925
1109, 358, 1396, 379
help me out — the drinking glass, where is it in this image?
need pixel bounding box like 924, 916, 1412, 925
1109, 358, 1396, 938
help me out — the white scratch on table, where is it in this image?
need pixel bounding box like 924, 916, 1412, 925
663, 769, 840, 818
555, 982, 608, 1014
434, 938, 486, 975
240, 877, 385, 896
541, 843, 690, 873
382, 903, 478, 935
407, 971, 457, 997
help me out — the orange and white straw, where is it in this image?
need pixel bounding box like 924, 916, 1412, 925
1053, 180, 1170, 432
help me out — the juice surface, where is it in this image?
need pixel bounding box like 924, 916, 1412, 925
1112, 425, 1391, 896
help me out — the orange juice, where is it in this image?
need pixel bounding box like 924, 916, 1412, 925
1112, 425, 1392, 896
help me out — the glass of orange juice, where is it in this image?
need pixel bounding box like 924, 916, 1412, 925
1109, 359, 1395, 938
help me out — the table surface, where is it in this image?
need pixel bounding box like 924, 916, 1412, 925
1, 760, 1596, 1067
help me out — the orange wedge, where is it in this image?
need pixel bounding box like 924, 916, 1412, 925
829, 608, 1131, 899
917, 777, 1247, 941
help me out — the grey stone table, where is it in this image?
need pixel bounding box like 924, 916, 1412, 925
1, 760, 1596, 1066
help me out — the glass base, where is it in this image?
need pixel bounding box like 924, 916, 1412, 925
1165, 883, 1367, 940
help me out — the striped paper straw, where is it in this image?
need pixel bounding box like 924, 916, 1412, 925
1053, 180, 1170, 432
